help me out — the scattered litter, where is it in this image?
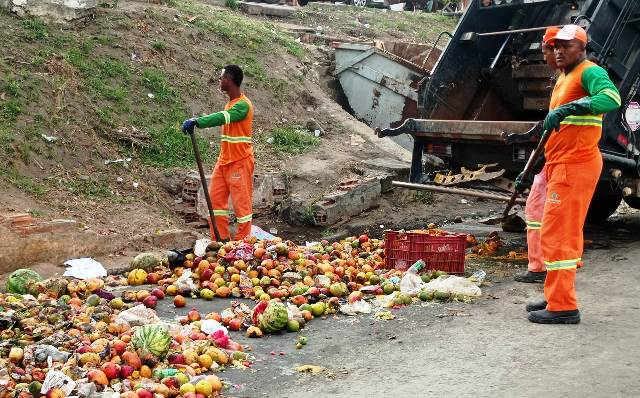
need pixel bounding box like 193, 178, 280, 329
314, 129, 323, 137
41, 134, 58, 143
266, 137, 275, 144
295, 365, 325, 374
200, 319, 229, 336
174, 269, 198, 292
469, 270, 487, 286
251, 225, 276, 240
423, 275, 482, 297
460, 199, 469, 204
63, 257, 107, 279
104, 158, 132, 166
194, 238, 212, 257
115, 304, 160, 326
147, 93, 155, 98
133, 182, 139, 188
339, 300, 372, 315
374, 311, 395, 320
41, 370, 75, 396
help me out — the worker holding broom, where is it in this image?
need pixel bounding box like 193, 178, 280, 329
523, 25, 621, 324
507, 26, 560, 285
182, 65, 255, 242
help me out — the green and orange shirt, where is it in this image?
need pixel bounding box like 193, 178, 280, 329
197, 94, 254, 166
546, 60, 621, 164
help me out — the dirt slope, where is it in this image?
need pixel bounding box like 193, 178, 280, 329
0, 2, 460, 258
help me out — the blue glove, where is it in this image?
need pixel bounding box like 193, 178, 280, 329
181, 118, 198, 134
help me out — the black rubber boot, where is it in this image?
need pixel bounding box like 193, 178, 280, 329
514, 271, 546, 283
525, 299, 547, 312
528, 309, 580, 324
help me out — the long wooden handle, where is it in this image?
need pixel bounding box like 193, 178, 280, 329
189, 129, 224, 242
502, 129, 551, 217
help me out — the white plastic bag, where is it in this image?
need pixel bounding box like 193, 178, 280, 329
339, 300, 372, 315
175, 269, 198, 293
423, 275, 482, 297
116, 304, 160, 327
200, 320, 228, 336
399, 272, 425, 296
41, 371, 76, 396
194, 238, 211, 257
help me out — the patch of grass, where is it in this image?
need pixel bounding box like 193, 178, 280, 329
2, 99, 21, 121
414, 191, 435, 205
62, 177, 113, 197
151, 40, 167, 51
137, 126, 217, 168
301, 205, 316, 226
178, 2, 304, 59
28, 209, 47, 217
6, 80, 20, 97
225, 0, 238, 9
267, 126, 319, 155
231, 54, 289, 97
0, 167, 46, 198
141, 68, 177, 103
321, 228, 336, 237
21, 17, 48, 41
0, 129, 15, 154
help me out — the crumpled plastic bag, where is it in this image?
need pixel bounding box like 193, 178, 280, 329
423, 275, 482, 297
194, 238, 211, 257
116, 304, 160, 327
175, 269, 198, 293
200, 320, 228, 336
41, 370, 76, 395
339, 300, 372, 315
399, 272, 424, 296
286, 303, 303, 320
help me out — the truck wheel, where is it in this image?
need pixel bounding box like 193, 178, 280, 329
586, 182, 622, 224
623, 196, 640, 209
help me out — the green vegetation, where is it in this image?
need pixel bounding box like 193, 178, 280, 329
0, 167, 46, 198
225, 0, 238, 9
414, 191, 435, 205
151, 40, 167, 51
267, 126, 320, 155
59, 177, 113, 198
28, 209, 47, 217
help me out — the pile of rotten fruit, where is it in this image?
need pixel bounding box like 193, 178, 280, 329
0, 231, 501, 398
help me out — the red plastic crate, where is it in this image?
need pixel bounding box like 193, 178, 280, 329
383, 230, 466, 274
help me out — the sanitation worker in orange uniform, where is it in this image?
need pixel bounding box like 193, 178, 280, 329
526, 25, 621, 324
508, 26, 560, 284
182, 65, 255, 241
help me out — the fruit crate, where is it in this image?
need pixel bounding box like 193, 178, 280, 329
383, 230, 466, 274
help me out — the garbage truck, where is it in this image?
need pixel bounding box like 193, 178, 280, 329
370, 0, 640, 222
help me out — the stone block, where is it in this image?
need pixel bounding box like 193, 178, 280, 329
238, 1, 296, 17
312, 177, 381, 226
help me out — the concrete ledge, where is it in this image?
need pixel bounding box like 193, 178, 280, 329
238, 1, 298, 17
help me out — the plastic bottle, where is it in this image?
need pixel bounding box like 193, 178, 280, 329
407, 259, 426, 275
152, 368, 178, 379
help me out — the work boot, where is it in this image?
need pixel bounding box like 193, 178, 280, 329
514, 271, 546, 283
525, 299, 547, 312
528, 309, 580, 324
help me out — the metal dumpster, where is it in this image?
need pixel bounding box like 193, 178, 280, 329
333, 41, 440, 134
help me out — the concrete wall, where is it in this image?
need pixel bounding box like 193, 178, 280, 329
2, 0, 96, 21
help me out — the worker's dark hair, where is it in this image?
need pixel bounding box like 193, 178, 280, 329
223, 64, 243, 87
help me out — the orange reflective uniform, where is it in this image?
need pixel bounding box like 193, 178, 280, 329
525, 171, 546, 273
541, 60, 620, 311
197, 94, 254, 241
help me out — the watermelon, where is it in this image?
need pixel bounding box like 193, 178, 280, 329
256, 301, 288, 334
132, 325, 171, 359
6, 269, 43, 294
130, 253, 160, 272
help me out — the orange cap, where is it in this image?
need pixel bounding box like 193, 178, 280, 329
543, 27, 560, 44
554, 24, 588, 44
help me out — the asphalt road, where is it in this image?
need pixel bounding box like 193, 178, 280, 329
150, 214, 640, 398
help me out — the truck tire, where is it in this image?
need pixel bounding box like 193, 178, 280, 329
585, 181, 622, 224
623, 196, 640, 209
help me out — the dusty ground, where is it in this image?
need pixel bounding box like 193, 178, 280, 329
140, 210, 640, 398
